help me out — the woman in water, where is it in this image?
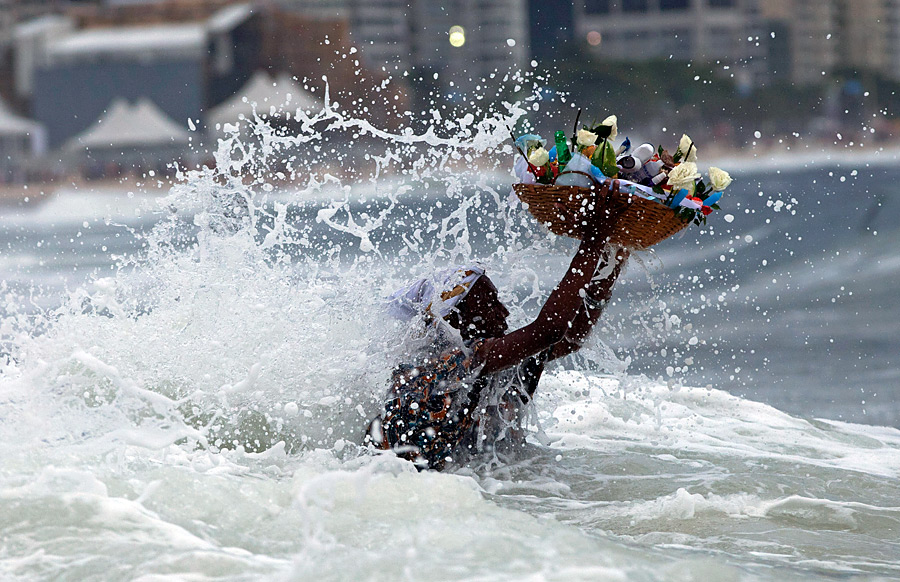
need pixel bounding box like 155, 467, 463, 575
366, 179, 630, 470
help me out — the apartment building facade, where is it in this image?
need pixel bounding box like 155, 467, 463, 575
282, 0, 528, 90
576, 0, 764, 65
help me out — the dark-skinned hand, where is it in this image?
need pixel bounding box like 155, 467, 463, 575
552, 179, 632, 245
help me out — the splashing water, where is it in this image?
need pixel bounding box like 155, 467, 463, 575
2, 75, 900, 581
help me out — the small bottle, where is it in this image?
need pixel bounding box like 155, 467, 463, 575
617, 155, 640, 173
555, 131, 572, 169
629, 159, 664, 186
617, 143, 656, 176
631, 143, 655, 166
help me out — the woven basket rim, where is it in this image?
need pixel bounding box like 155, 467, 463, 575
512, 182, 691, 249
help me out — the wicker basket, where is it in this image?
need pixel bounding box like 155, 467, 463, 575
512, 179, 690, 249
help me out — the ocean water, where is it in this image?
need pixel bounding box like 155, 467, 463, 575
1, 87, 899, 581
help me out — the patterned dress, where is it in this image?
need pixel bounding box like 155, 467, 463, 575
366, 340, 549, 470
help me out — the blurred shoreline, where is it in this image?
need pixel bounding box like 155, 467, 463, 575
2, 137, 899, 209
0, 174, 175, 208
702, 140, 900, 173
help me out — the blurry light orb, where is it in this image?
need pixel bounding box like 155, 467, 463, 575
449, 25, 466, 48
587, 31, 602, 46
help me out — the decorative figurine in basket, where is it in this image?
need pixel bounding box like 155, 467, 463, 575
511, 111, 732, 250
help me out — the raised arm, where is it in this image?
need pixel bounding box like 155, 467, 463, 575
477, 180, 628, 375
548, 246, 628, 361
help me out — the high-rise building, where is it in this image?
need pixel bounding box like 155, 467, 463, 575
275, 0, 348, 19
529, 0, 574, 63
577, 0, 764, 68
348, 0, 410, 72
840, 0, 888, 71
278, 0, 411, 71
759, 0, 837, 85
282, 0, 528, 90
759, 0, 900, 84
408, 0, 527, 83
885, 0, 900, 80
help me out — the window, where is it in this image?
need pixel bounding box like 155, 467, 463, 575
706, 28, 735, 55
622, 0, 649, 12
660, 28, 693, 55
584, 0, 611, 13
660, 0, 689, 10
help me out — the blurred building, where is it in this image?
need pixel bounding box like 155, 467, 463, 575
352, 0, 410, 72
0, 1, 90, 106
886, 0, 900, 80
26, 4, 260, 149
279, 0, 412, 70
0, 1, 86, 40
281, 0, 528, 92
758, 0, 837, 85
446, 0, 526, 93
529, 0, 574, 63
759, 0, 900, 84
840, 0, 889, 73
575, 0, 900, 86
577, 0, 765, 78
0, 94, 44, 180
4, 0, 411, 155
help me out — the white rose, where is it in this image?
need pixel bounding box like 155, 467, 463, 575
678, 134, 698, 162
576, 129, 598, 147
601, 115, 618, 139
528, 146, 550, 167
667, 162, 700, 192
708, 166, 732, 191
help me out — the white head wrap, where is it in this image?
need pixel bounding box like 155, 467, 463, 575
387, 265, 486, 322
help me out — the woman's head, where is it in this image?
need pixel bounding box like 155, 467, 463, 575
447, 275, 509, 340
387, 265, 509, 340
